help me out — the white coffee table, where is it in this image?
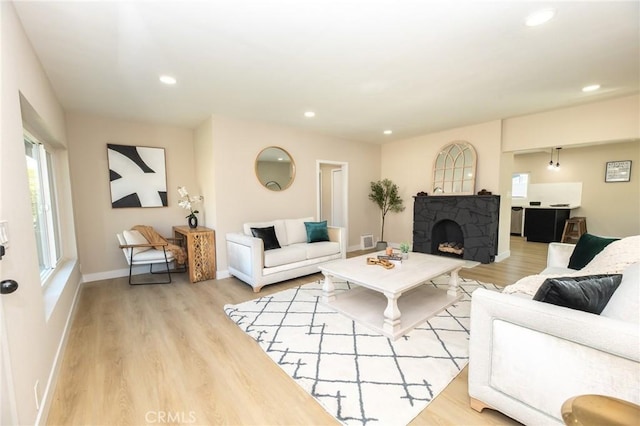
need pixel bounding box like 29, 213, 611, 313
319, 252, 466, 340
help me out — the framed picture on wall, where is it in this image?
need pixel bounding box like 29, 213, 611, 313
107, 144, 168, 207
605, 160, 632, 183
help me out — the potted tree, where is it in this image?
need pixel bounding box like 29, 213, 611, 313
368, 179, 405, 250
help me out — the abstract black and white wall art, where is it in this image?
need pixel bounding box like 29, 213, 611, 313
107, 144, 167, 208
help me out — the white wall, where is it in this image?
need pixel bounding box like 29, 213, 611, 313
65, 112, 197, 280
503, 95, 639, 152
380, 120, 508, 257
195, 115, 381, 273
1, 3, 81, 423
514, 141, 640, 237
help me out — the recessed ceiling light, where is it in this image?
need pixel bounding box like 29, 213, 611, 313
525, 8, 556, 27
582, 84, 601, 92
304, 111, 316, 118
383, 130, 392, 135
159, 75, 177, 85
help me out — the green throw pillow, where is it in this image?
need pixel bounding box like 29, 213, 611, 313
568, 233, 619, 270
304, 221, 330, 243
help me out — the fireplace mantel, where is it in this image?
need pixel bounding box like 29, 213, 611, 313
412, 195, 500, 263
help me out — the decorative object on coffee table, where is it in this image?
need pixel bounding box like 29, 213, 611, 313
400, 242, 410, 259
368, 178, 405, 250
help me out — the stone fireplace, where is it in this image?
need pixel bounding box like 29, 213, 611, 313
413, 195, 500, 263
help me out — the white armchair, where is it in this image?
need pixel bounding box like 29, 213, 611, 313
117, 229, 184, 285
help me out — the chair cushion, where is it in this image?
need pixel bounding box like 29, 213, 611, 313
251, 226, 281, 250
568, 233, 619, 270
601, 263, 639, 324
285, 217, 314, 244
123, 230, 151, 256
304, 220, 330, 243
131, 248, 175, 263
533, 274, 623, 314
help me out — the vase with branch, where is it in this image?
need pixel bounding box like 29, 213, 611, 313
178, 186, 203, 228
368, 179, 405, 250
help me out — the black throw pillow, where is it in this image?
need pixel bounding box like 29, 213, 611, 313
533, 274, 623, 314
568, 233, 619, 270
251, 226, 281, 250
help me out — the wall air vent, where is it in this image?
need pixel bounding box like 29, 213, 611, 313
360, 234, 375, 250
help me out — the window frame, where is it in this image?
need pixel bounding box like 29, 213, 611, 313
511, 172, 530, 199
24, 131, 62, 283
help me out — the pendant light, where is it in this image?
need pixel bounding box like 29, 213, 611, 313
547, 147, 562, 170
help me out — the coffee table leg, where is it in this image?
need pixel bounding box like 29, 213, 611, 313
448, 267, 461, 297
322, 272, 336, 302
383, 292, 401, 337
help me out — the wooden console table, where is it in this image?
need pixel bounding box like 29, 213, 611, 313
173, 225, 216, 283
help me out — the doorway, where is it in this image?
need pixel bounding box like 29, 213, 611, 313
316, 161, 348, 234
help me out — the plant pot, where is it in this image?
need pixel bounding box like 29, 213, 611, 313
375, 241, 388, 251
401, 252, 409, 260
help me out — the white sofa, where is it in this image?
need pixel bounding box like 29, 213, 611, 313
226, 217, 346, 292
468, 237, 640, 425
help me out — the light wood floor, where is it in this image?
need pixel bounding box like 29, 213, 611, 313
47, 237, 546, 425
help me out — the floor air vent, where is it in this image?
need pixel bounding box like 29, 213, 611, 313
360, 234, 375, 250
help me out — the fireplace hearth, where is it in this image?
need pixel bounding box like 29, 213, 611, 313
413, 195, 500, 264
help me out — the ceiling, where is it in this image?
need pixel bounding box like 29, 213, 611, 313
13, 1, 640, 144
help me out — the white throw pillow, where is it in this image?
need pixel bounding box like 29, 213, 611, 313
600, 262, 639, 325
285, 217, 314, 245
122, 230, 151, 256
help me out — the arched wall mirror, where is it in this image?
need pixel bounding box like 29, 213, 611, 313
432, 141, 477, 195
255, 146, 296, 191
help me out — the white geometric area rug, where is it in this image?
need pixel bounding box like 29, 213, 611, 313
224, 276, 500, 426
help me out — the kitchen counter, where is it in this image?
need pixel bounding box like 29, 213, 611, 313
511, 202, 580, 209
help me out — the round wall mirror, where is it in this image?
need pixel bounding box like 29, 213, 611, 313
255, 146, 295, 191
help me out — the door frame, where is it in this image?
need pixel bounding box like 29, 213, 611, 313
316, 160, 348, 236
330, 168, 343, 227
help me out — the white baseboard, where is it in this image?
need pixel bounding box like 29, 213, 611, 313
82, 267, 130, 283
495, 250, 511, 262
84, 267, 230, 283
35, 275, 83, 426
